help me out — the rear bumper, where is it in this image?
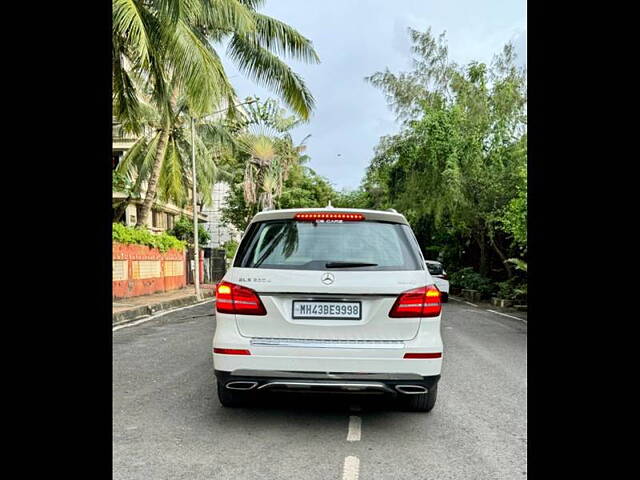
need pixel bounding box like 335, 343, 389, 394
215, 369, 440, 396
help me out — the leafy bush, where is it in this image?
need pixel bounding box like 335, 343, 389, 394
449, 267, 496, 298
112, 223, 186, 252
223, 239, 239, 260
496, 278, 527, 302
168, 216, 211, 246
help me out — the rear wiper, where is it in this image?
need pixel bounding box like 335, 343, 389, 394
325, 261, 379, 268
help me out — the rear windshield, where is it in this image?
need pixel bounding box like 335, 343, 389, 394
426, 263, 444, 275
235, 220, 423, 271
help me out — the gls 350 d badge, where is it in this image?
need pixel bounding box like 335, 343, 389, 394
321, 273, 334, 285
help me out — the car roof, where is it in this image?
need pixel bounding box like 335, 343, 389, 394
250, 207, 410, 225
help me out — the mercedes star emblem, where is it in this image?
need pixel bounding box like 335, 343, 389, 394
321, 272, 335, 285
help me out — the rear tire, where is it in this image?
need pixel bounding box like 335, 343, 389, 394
402, 383, 438, 412
217, 380, 248, 408
441, 293, 449, 303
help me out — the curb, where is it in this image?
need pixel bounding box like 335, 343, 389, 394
449, 295, 527, 322
112, 292, 214, 326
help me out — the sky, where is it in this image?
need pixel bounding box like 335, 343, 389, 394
219, 0, 527, 191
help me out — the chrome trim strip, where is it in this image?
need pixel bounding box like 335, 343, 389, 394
250, 339, 405, 349
255, 292, 399, 297
230, 369, 423, 380
257, 381, 394, 393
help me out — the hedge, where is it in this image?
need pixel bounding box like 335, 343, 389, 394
112, 223, 186, 253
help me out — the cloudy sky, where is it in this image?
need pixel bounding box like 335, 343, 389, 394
220, 0, 527, 191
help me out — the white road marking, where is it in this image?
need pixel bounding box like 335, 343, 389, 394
450, 295, 478, 307
347, 416, 361, 442
486, 309, 527, 323
342, 456, 360, 480
112, 299, 215, 332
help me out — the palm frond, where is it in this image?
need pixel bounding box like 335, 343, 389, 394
158, 137, 188, 205
250, 13, 320, 64
112, 43, 143, 134
113, 0, 152, 67
227, 35, 315, 119
168, 19, 236, 116
197, 0, 256, 36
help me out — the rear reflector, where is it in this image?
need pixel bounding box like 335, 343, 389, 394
404, 352, 442, 359
389, 285, 442, 318
294, 212, 365, 221
213, 348, 251, 355
216, 281, 266, 315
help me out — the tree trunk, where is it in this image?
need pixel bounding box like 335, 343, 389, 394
476, 231, 489, 277
113, 197, 131, 222
136, 127, 170, 227
489, 232, 513, 278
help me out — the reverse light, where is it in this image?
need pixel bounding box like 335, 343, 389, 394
294, 212, 365, 221
389, 285, 442, 318
215, 281, 266, 315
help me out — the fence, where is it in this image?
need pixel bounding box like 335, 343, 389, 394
112, 243, 187, 299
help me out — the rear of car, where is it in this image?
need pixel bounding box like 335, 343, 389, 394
425, 260, 449, 302
212, 208, 443, 411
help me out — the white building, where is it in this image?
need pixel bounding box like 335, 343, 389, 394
202, 182, 242, 248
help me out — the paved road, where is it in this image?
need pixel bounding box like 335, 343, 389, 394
113, 299, 527, 480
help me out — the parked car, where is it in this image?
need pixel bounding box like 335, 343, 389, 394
212, 207, 443, 412
425, 260, 449, 302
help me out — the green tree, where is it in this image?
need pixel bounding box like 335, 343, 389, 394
365, 28, 527, 278
113, 0, 320, 226
115, 84, 237, 214
168, 215, 211, 246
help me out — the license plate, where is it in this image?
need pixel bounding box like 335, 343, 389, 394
292, 301, 362, 320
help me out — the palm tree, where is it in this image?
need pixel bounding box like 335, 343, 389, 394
238, 105, 311, 211
116, 83, 237, 213
113, 0, 320, 226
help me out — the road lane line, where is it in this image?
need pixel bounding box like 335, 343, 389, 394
486, 309, 527, 323
342, 456, 360, 480
112, 299, 215, 332
347, 416, 361, 442
451, 296, 479, 307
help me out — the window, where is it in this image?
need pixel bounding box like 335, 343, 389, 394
236, 220, 423, 271
426, 262, 444, 275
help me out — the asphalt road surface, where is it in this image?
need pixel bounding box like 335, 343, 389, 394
113, 299, 527, 480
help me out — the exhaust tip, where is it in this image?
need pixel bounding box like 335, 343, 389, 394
395, 385, 428, 395
226, 381, 258, 391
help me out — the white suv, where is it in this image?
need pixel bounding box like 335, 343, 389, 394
212, 207, 443, 412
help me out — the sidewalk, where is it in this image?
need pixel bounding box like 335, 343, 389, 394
113, 285, 216, 326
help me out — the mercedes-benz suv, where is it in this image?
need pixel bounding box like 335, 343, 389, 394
212, 207, 443, 412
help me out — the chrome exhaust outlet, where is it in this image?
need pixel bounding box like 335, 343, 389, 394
395, 385, 428, 395
226, 381, 258, 391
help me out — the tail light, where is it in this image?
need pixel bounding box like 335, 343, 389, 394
389, 285, 442, 318
215, 281, 266, 315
